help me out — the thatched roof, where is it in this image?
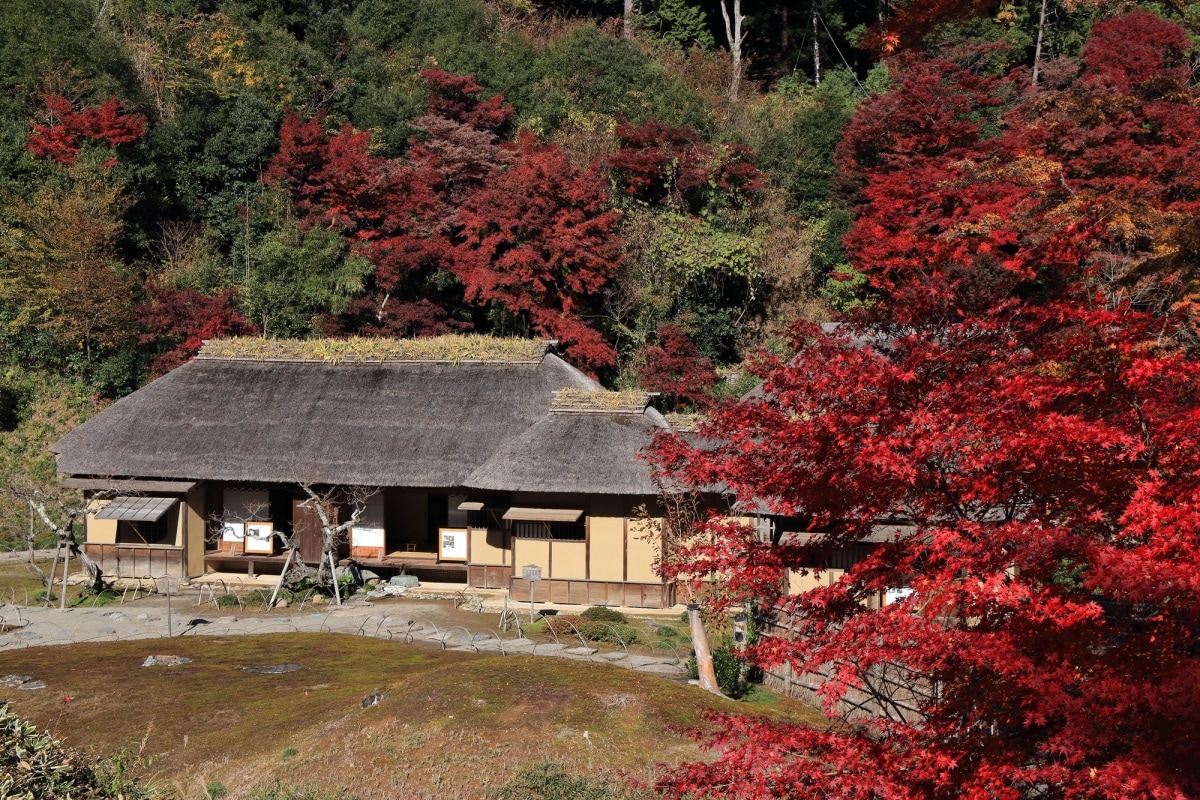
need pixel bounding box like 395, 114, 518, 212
53, 340, 664, 496
467, 407, 668, 495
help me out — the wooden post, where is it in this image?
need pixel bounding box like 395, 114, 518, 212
329, 550, 342, 606
688, 603, 723, 696
45, 540, 61, 607
269, 548, 296, 608
59, 546, 70, 609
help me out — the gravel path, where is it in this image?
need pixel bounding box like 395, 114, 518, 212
0, 594, 689, 679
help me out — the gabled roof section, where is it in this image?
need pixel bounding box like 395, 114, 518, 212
466, 402, 668, 495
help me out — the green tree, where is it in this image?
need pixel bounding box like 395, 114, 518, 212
239, 193, 373, 338
0, 162, 139, 366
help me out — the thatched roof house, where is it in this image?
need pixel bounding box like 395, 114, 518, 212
53, 336, 676, 606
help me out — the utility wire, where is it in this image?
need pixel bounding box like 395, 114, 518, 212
815, 9, 868, 95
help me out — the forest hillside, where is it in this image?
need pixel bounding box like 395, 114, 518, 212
0, 0, 1194, 536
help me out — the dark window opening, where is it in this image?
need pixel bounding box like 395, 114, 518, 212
512, 520, 585, 541
117, 514, 174, 545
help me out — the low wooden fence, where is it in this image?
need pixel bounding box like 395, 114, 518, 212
760, 613, 937, 723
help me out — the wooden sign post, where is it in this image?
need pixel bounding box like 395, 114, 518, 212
522, 564, 542, 623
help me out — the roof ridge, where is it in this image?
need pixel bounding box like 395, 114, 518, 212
551, 387, 656, 414
196, 336, 555, 364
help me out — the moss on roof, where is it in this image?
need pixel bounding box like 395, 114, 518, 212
551, 388, 651, 413
663, 413, 703, 432
197, 336, 553, 364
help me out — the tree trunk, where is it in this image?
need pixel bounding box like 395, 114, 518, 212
812, 2, 821, 86
1031, 0, 1049, 87
720, 0, 746, 103
688, 604, 723, 696
623, 0, 635, 39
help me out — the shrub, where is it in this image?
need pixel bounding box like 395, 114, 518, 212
70, 587, 119, 607
245, 781, 360, 800
490, 762, 615, 800
216, 594, 240, 607
579, 622, 642, 646
546, 614, 586, 636
0, 701, 159, 799
580, 606, 627, 624
686, 646, 750, 698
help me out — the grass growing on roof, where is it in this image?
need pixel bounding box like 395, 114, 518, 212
198, 335, 551, 364
551, 388, 650, 412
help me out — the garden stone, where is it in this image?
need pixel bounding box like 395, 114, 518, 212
600, 651, 628, 661
627, 655, 664, 667
565, 647, 598, 656
142, 655, 193, 667
0, 674, 32, 686
241, 663, 303, 674
635, 663, 687, 676
16, 680, 46, 690
500, 638, 534, 650
388, 575, 420, 588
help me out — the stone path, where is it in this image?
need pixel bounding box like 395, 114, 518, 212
0, 597, 688, 679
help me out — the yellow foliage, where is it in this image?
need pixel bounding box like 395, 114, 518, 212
1004, 156, 1064, 186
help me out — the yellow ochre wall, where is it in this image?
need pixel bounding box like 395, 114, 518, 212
514, 538, 551, 575
625, 518, 661, 583
186, 483, 206, 577
551, 540, 587, 579
469, 527, 508, 566
587, 517, 625, 581
85, 499, 118, 544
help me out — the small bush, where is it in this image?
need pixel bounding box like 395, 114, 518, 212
0, 701, 159, 799
581, 606, 627, 624
654, 625, 679, 638
686, 646, 750, 698
245, 781, 360, 800
579, 622, 642, 646
71, 587, 119, 607
216, 594, 240, 607
546, 614, 586, 636
490, 762, 615, 800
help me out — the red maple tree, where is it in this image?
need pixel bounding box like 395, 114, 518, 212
265, 70, 622, 366
452, 130, 622, 369
139, 284, 258, 375
636, 323, 719, 411
650, 12, 1200, 800
27, 94, 146, 166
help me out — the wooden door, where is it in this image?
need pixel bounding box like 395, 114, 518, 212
292, 498, 333, 564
